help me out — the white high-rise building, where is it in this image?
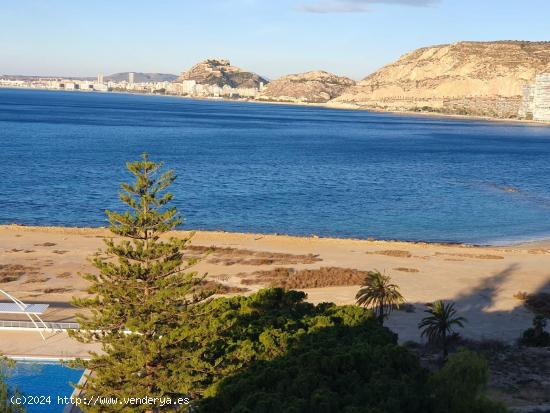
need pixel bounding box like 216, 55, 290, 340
518, 73, 550, 122
533, 74, 550, 122
179, 80, 196, 95
518, 85, 535, 119
129, 72, 135, 85
97, 73, 104, 84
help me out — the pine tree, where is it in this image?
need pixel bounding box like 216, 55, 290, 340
71, 154, 209, 412
1, 357, 25, 413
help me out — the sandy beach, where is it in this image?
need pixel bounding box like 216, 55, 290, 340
1, 224, 549, 353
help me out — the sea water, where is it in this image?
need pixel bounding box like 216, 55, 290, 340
2, 88, 550, 244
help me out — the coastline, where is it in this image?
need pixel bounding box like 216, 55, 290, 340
3, 223, 550, 249
1, 224, 550, 343
324, 101, 550, 127
0, 223, 547, 249
2, 86, 549, 127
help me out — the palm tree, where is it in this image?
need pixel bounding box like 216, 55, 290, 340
355, 270, 405, 325
418, 300, 466, 359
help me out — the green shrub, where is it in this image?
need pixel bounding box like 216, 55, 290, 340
167, 289, 505, 413
0, 357, 25, 413
429, 349, 508, 413
174, 288, 394, 397
198, 325, 429, 413
190, 289, 426, 412
521, 316, 550, 347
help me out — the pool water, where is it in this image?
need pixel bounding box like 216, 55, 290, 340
6, 362, 83, 413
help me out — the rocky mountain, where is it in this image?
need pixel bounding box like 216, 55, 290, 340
176, 59, 267, 89
106, 72, 178, 82
333, 41, 550, 118
258, 71, 355, 103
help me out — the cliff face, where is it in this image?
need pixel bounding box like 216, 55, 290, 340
176, 59, 267, 89
334, 41, 550, 118
258, 71, 355, 103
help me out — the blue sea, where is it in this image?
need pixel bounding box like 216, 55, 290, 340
1, 88, 550, 244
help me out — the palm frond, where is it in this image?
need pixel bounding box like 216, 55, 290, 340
355, 270, 405, 323
418, 300, 467, 344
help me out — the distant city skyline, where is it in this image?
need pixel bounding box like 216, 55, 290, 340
1, 0, 549, 80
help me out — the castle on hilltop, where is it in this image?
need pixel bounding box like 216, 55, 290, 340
518, 74, 550, 121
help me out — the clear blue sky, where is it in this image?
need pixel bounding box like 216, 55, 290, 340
1, 0, 549, 80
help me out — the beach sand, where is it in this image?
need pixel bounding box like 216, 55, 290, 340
1, 224, 549, 354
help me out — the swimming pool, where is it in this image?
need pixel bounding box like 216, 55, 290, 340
6, 361, 83, 413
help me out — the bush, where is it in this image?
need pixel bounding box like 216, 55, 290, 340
521, 315, 550, 347
176, 288, 394, 398
177, 288, 428, 412
198, 323, 429, 413
0, 357, 25, 413
168, 289, 505, 412
429, 349, 508, 413
524, 293, 550, 317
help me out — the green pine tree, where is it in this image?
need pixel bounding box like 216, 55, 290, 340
70, 154, 210, 412
0, 357, 24, 413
